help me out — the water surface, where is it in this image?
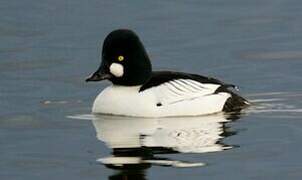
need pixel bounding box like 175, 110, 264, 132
1, 0, 302, 179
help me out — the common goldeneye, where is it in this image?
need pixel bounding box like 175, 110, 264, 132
86, 29, 249, 117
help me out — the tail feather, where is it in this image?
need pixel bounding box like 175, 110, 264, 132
223, 92, 249, 112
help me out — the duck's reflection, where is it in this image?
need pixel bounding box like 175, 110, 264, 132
92, 114, 239, 166
92, 113, 240, 179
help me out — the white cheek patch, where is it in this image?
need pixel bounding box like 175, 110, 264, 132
109, 63, 124, 77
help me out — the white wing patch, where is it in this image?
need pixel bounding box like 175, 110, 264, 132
151, 79, 222, 105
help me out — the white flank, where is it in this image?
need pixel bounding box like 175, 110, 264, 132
92, 79, 231, 117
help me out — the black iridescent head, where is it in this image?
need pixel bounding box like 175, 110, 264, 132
86, 29, 152, 86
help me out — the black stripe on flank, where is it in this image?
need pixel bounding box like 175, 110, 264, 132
165, 84, 183, 96
168, 81, 186, 93
139, 71, 229, 92
173, 80, 198, 92
179, 79, 205, 91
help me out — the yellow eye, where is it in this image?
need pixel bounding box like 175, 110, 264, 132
118, 55, 124, 61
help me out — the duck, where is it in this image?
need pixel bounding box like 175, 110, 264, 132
86, 29, 249, 117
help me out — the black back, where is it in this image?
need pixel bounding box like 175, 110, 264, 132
139, 71, 234, 92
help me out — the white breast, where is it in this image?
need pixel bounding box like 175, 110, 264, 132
92, 85, 158, 117
92, 79, 231, 117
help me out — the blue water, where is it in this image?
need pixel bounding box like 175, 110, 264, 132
1, 0, 302, 179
